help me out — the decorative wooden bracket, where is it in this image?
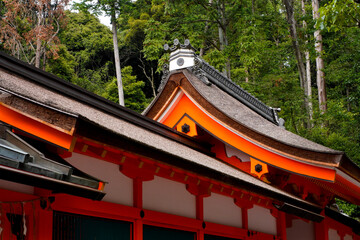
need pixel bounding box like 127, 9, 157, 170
186, 180, 212, 197
250, 158, 269, 179
175, 114, 198, 137
120, 159, 155, 181
234, 197, 254, 209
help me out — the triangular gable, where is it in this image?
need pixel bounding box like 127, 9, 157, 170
144, 40, 360, 206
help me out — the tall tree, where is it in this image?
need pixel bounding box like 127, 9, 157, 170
110, 3, 125, 106
0, 0, 68, 68
75, 0, 130, 106
301, 0, 313, 125
102, 66, 148, 112
55, 11, 115, 91
312, 0, 327, 113
191, 0, 232, 78
283, 0, 313, 126
283, 0, 307, 89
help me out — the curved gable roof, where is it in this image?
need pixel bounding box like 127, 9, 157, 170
144, 49, 360, 203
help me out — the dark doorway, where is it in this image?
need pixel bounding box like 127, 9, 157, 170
53, 211, 131, 240
205, 234, 241, 240
143, 225, 195, 240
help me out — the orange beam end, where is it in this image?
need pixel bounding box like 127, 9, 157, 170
0, 104, 73, 149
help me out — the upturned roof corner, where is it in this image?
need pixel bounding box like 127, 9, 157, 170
160, 39, 284, 127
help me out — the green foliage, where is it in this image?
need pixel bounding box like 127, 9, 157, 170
52, 11, 115, 93
303, 100, 360, 161
102, 66, 149, 112
336, 199, 360, 221
319, 0, 360, 31
46, 10, 150, 113
143, 18, 168, 61
203, 49, 226, 72
46, 45, 76, 82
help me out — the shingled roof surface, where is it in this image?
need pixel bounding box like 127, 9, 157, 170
182, 68, 340, 154
0, 51, 322, 214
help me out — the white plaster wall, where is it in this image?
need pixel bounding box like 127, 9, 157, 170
286, 218, 315, 240
0, 179, 34, 195
328, 229, 341, 240
225, 144, 250, 162
143, 176, 196, 218
344, 234, 353, 240
248, 205, 276, 235
65, 152, 133, 206
203, 192, 242, 228
169, 49, 195, 71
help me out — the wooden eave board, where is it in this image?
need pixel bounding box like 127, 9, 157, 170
0, 92, 76, 150
71, 122, 324, 216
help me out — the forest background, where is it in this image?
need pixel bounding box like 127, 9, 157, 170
0, 0, 359, 218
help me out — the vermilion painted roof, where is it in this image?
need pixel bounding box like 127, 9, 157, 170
143, 45, 360, 205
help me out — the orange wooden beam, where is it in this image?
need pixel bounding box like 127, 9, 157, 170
161, 92, 336, 182
0, 104, 73, 149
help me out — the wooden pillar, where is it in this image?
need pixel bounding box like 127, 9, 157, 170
133, 178, 143, 209
134, 219, 143, 240
37, 207, 53, 239
133, 178, 143, 240
315, 217, 328, 240
197, 195, 205, 240
276, 211, 286, 240
234, 197, 252, 236
196, 195, 204, 220
242, 208, 249, 230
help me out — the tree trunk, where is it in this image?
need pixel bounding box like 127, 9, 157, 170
35, 37, 42, 68
346, 87, 350, 111
245, 68, 249, 83
302, 0, 313, 126
252, 0, 255, 14
35, 11, 43, 68
200, 0, 212, 57
283, 0, 307, 90
43, 51, 47, 70
111, 9, 125, 106
217, 0, 231, 78
200, 20, 209, 57
139, 57, 156, 98
312, 0, 327, 113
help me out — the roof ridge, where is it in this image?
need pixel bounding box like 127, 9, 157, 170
161, 39, 282, 126
193, 57, 281, 126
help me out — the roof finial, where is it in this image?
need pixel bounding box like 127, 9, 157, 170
165, 39, 196, 71
164, 39, 195, 53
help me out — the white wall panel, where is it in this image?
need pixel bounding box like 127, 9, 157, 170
65, 153, 133, 206
203, 193, 242, 228
0, 179, 34, 195
328, 229, 341, 240
286, 218, 315, 240
143, 176, 196, 218
344, 234, 353, 240
248, 205, 276, 235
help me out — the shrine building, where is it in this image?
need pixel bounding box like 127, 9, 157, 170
0, 39, 359, 240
